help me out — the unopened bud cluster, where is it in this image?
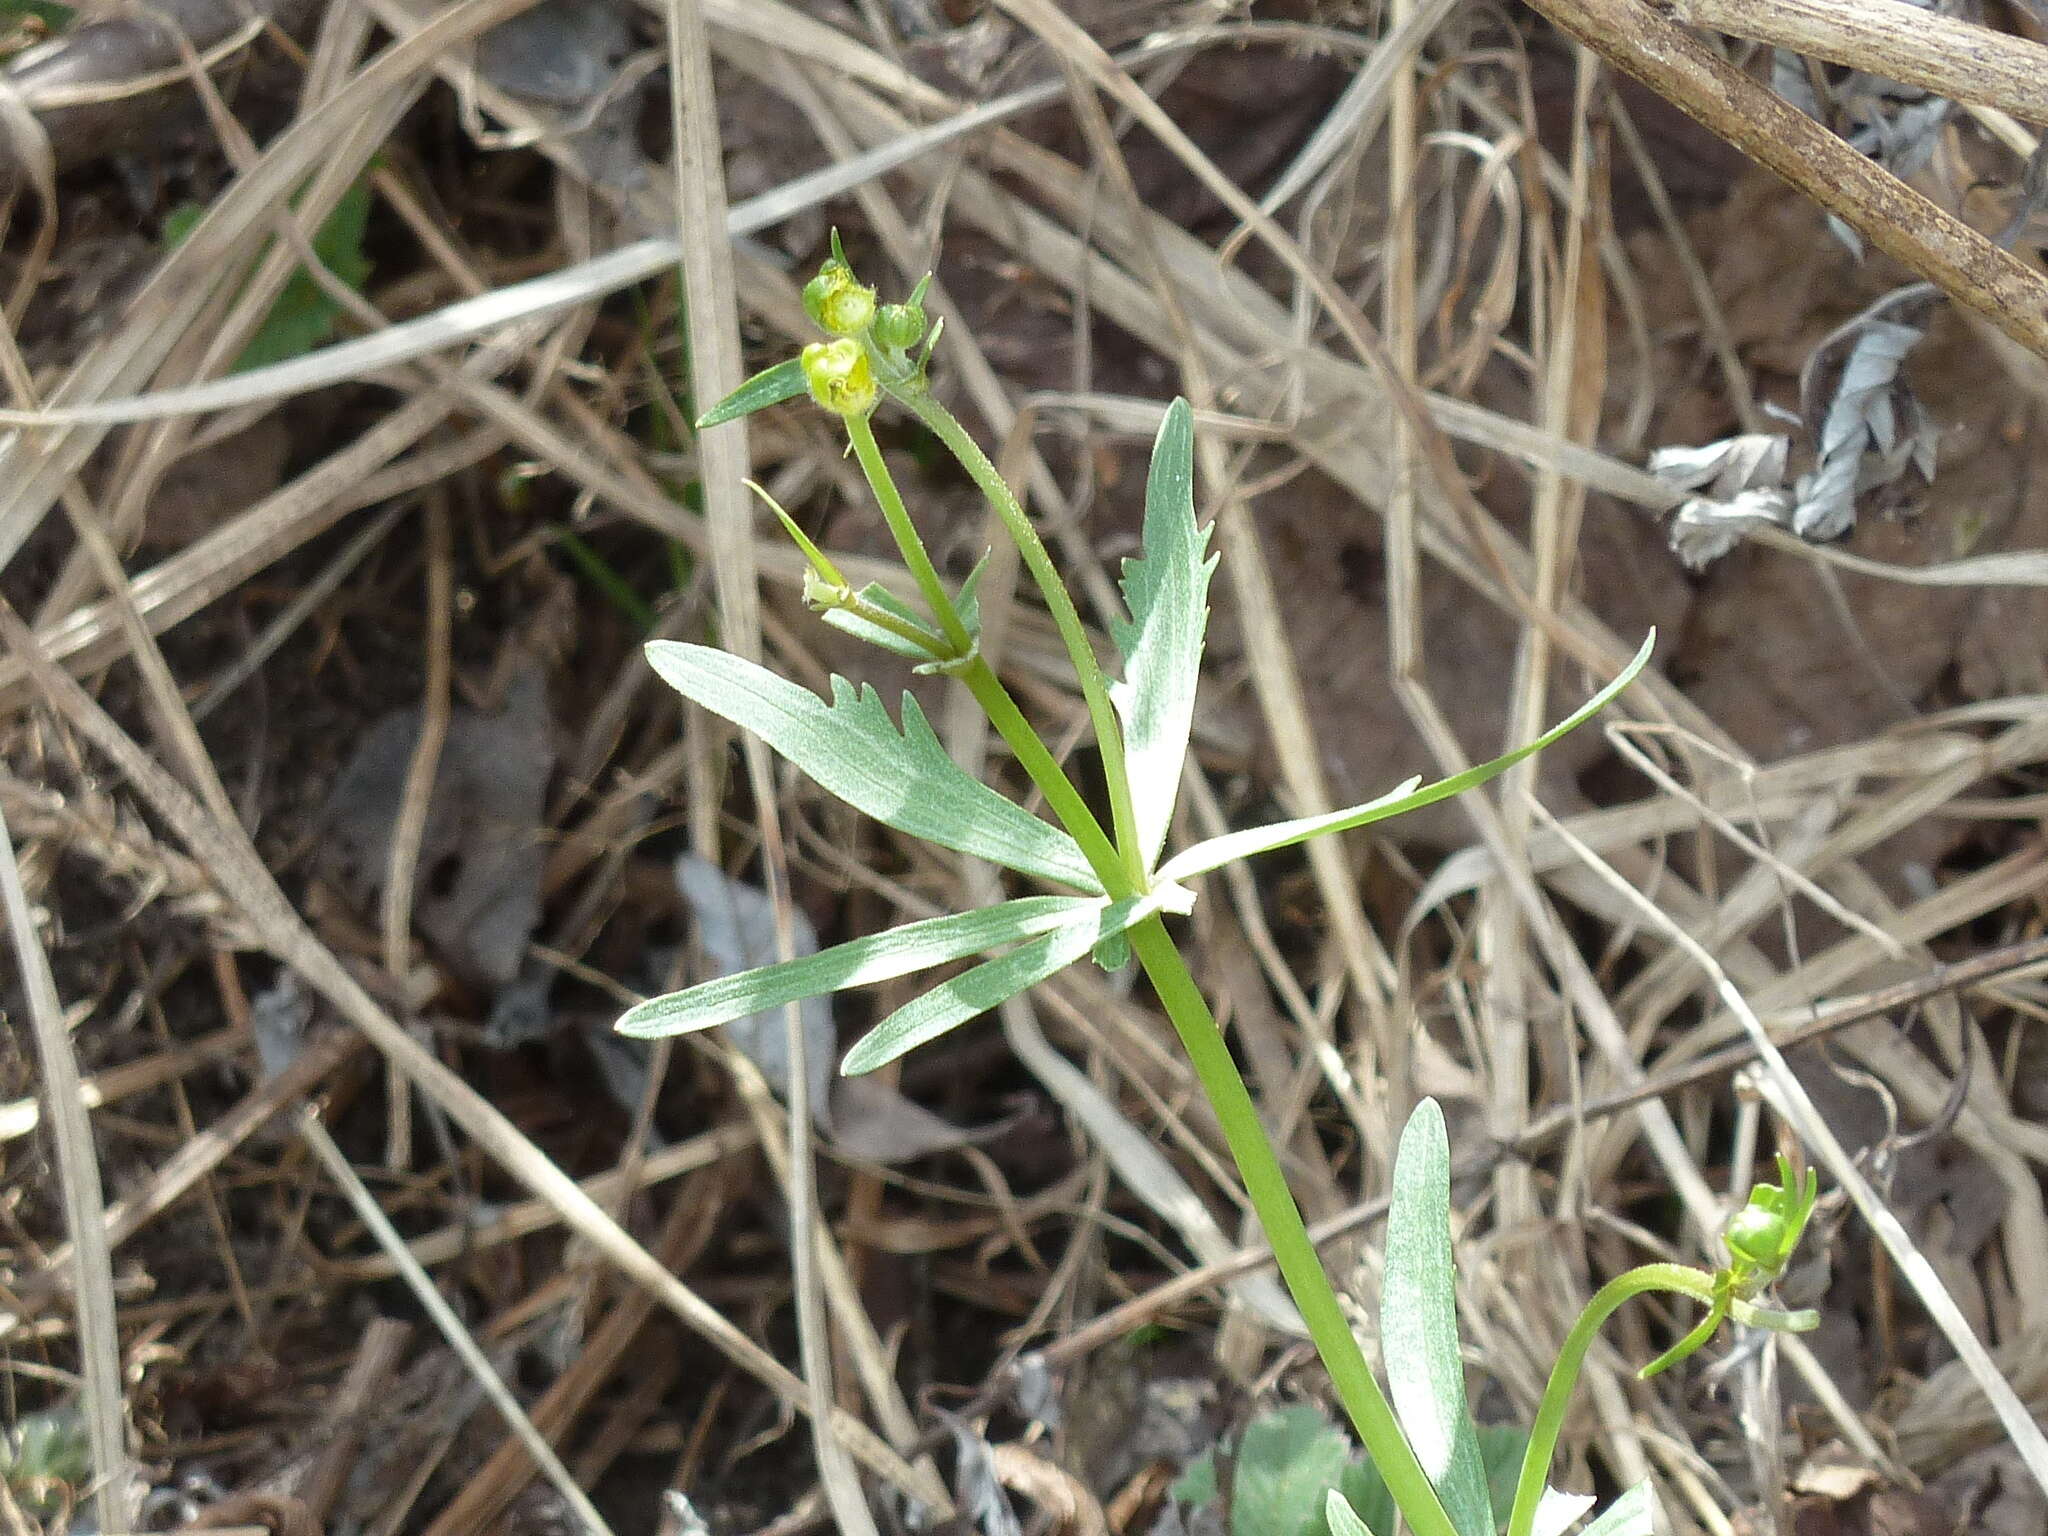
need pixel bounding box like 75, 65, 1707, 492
795, 237, 933, 417
1724, 1154, 1817, 1291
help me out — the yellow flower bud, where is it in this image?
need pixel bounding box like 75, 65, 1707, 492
802, 339, 876, 417
802, 262, 877, 337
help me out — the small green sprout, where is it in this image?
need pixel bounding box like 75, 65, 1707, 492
2, 1409, 91, 1518
637, 240, 1819, 1536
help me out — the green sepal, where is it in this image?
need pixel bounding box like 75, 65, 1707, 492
820, 582, 949, 661
1091, 928, 1131, 970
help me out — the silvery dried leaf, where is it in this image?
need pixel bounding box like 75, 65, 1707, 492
1773, 35, 1951, 255
475, 0, 649, 191
1010, 1353, 1059, 1428
830, 1074, 1002, 1163
942, 1412, 1024, 1536
673, 854, 834, 1131
1669, 486, 1796, 569
1793, 284, 1939, 540
485, 965, 555, 1050
1648, 433, 1788, 498
582, 1026, 670, 1150
250, 971, 313, 1079
479, 0, 632, 107
1648, 433, 1795, 567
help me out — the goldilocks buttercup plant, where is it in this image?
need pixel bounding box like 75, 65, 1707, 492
619, 245, 1819, 1535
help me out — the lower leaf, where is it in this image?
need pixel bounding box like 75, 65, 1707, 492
841, 891, 1177, 1074
616, 896, 1097, 1039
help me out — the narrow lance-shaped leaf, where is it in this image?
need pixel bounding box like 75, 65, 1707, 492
615, 896, 1099, 1039
696, 356, 807, 428
1383, 1100, 1493, 1536
842, 891, 1181, 1074
647, 643, 1101, 892
1158, 633, 1653, 884
1108, 398, 1215, 869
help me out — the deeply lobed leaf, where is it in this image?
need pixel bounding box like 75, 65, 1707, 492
616, 896, 1098, 1040
646, 643, 1100, 892
840, 919, 1103, 1076
840, 887, 1187, 1074
1108, 398, 1215, 869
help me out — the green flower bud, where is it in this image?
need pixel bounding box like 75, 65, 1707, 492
802, 261, 877, 337
1724, 1204, 1786, 1272
802, 339, 876, 417
1723, 1155, 1817, 1281
871, 299, 927, 351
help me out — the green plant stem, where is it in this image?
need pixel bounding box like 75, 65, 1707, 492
1126, 916, 1460, 1536
845, 411, 976, 655
893, 386, 1145, 889
824, 588, 953, 656
840, 405, 1127, 893
958, 659, 1130, 895
1505, 1263, 1719, 1536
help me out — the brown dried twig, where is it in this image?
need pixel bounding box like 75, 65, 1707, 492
1671, 0, 2048, 123
1520, 0, 2048, 362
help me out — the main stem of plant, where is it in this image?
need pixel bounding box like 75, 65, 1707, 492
856, 385, 1459, 1536
1130, 917, 1461, 1536
893, 388, 1148, 893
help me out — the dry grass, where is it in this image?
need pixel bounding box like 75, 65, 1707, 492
4, 2, 2048, 1534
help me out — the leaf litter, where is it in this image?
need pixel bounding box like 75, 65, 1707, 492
13, 7, 2048, 1534
1649, 283, 1940, 566
318, 666, 556, 994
